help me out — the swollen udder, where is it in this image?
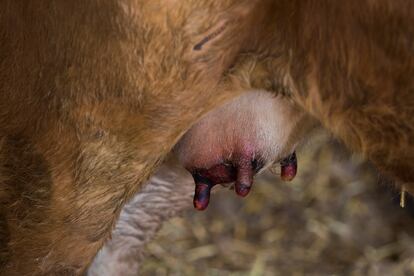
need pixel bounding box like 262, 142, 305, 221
175, 90, 305, 210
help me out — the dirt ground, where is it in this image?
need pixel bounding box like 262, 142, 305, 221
140, 132, 414, 275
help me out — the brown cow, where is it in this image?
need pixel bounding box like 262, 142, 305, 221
1, 0, 413, 274
90, 1, 414, 274
0, 0, 275, 274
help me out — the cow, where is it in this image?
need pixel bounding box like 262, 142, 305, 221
1, 0, 413, 274
0, 1, 277, 274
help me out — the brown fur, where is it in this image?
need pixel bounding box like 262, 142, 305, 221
241, 0, 414, 186
208, 0, 413, 186
94, 1, 414, 274
1, 0, 413, 274
0, 0, 275, 274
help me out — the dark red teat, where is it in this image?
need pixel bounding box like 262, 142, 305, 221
190, 163, 236, 211
192, 175, 214, 211
234, 158, 254, 197
280, 151, 297, 181
190, 158, 263, 211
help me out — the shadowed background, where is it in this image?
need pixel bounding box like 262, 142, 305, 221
140, 132, 414, 275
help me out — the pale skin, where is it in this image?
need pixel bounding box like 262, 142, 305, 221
175, 90, 312, 210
